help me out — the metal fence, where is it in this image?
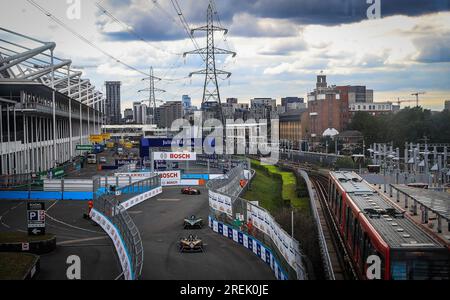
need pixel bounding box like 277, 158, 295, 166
92, 173, 160, 280
206, 164, 306, 280
280, 151, 342, 167
298, 170, 335, 280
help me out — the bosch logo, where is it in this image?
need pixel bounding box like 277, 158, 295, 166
170, 153, 191, 160
160, 153, 168, 160
159, 172, 179, 179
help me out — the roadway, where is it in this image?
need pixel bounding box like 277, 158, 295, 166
133, 186, 274, 280
0, 199, 122, 280
0, 185, 275, 280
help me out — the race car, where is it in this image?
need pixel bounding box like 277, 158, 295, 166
179, 234, 204, 253
183, 215, 203, 229
181, 187, 201, 195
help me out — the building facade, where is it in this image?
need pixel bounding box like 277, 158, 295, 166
156, 101, 183, 129
279, 109, 308, 149
307, 75, 344, 139
105, 81, 122, 125
349, 102, 400, 115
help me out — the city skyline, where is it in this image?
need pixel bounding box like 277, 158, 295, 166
1, 0, 449, 111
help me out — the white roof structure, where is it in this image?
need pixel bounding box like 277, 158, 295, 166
0, 27, 104, 107
322, 128, 339, 137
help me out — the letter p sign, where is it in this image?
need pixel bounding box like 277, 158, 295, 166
366, 255, 381, 280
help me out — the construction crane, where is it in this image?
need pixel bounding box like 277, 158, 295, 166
396, 98, 416, 107
411, 92, 426, 107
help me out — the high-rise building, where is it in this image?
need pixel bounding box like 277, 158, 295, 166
133, 101, 142, 124
156, 101, 183, 128
182, 95, 191, 109
105, 81, 122, 124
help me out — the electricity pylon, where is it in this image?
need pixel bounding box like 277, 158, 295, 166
184, 4, 236, 125
139, 67, 165, 124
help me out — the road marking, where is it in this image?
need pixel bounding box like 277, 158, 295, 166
0, 202, 24, 229
46, 213, 104, 234
47, 200, 59, 212
57, 236, 109, 246
157, 199, 181, 202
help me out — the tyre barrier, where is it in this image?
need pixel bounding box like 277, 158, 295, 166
209, 216, 289, 280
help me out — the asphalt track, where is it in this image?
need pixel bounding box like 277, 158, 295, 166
0, 199, 122, 280
0, 187, 274, 280
134, 186, 274, 280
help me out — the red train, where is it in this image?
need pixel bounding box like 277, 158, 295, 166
327, 171, 449, 280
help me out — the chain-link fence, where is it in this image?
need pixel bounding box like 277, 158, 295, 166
206, 164, 306, 280
92, 174, 160, 280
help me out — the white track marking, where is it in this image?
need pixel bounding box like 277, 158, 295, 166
57, 236, 109, 246
46, 213, 104, 234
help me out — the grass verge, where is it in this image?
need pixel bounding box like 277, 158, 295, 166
0, 252, 37, 280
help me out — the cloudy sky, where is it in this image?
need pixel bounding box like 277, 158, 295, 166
1, 0, 450, 111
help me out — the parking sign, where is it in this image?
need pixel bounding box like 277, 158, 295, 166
27, 202, 46, 236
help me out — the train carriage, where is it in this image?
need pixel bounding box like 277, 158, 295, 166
328, 171, 449, 280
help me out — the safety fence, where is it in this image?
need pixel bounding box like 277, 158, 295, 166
207, 164, 307, 280
298, 170, 335, 280
208, 216, 289, 280
280, 151, 342, 168
0, 156, 86, 189
91, 173, 161, 280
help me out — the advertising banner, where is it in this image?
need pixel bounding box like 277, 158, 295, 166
208, 190, 232, 217
247, 202, 297, 270
155, 171, 181, 186
153, 152, 197, 161
89, 135, 103, 143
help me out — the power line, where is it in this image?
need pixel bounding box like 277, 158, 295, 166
95, 1, 182, 56
169, 0, 206, 61
26, 0, 149, 76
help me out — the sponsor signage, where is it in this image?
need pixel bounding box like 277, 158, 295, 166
89, 135, 103, 143
101, 133, 111, 140
247, 202, 297, 270
145, 138, 215, 148
115, 159, 140, 167
153, 152, 197, 161
27, 202, 45, 236
208, 190, 232, 217
76, 145, 93, 151
90, 209, 133, 280
155, 171, 181, 186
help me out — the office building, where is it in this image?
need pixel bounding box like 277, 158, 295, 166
123, 109, 134, 122
156, 101, 183, 129
105, 81, 122, 124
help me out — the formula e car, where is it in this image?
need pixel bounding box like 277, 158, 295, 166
181, 187, 201, 195
183, 215, 203, 229
179, 234, 204, 253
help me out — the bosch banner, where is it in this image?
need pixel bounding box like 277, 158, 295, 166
155, 171, 181, 186
153, 152, 197, 161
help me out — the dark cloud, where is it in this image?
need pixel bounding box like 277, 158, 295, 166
99, 0, 450, 41
414, 35, 450, 63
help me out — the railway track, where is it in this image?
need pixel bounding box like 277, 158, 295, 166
308, 173, 359, 280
